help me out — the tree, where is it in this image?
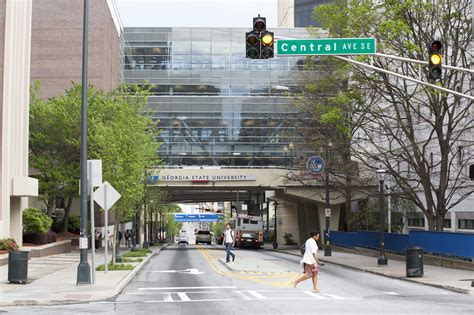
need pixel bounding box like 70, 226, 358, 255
314, 0, 473, 231
30, 82, 82, 231
289, 57, 368, 230
29, 82, 160, 232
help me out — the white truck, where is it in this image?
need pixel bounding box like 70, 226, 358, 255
229, 215, 263, 249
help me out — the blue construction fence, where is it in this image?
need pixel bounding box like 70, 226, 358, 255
330, 230, 474, 260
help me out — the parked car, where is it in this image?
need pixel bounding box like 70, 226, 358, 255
178, 233, 188, 245
195, 230, 212, 245
237, 233, 260, 249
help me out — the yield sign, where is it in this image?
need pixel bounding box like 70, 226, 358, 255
93, 181, 121, 210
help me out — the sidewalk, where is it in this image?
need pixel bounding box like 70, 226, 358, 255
0, 246, 161, 306
268, 245, 474, 296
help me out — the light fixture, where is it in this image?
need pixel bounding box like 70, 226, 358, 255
376, 169, 387, 181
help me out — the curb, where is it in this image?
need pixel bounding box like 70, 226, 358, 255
267, 249, 472, 296
0, 245, 168, 307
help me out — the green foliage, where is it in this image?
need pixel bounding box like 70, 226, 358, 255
22, 208, 53, 234
96, 263, 134, 271
121, 258, 143, 263
67, 215, 81, 234
283, 233, 296, 245
123, 249, 151, 257
30, 82, 161, 224
0, 238, 19, 251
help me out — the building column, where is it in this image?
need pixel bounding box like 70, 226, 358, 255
0, 0, 37, 245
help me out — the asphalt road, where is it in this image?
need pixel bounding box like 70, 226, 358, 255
1, 244, 473, 314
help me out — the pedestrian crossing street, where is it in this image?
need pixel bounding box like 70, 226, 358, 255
107, 286, 356, 304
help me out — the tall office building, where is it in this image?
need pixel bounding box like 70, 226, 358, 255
123, 27, 312, 167
278, 0, 333, 28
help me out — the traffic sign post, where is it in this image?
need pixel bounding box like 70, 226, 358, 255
93, 181, 121, 273
277, 38, 376, 56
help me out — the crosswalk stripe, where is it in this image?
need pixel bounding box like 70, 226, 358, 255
247, 290, 267, 299
177, 292, 191, 301
321, 293, 344, 299
303, 291, 326, 299
138, 286, 236, 290
163, 293, 173, 302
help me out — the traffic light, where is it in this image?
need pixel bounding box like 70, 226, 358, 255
246, 15, 274, 59
261, 31, 274, 59
428, 40, 443, 81
246, 31, 260, 59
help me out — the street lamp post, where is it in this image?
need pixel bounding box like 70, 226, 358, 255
289, 142, 294, 167
272, 201, 278, 249
283, 146, 288, 166
77, 0, 91, 285
324, 142, 333, 257
376, 169, 388, 266
143, 190, 149, 249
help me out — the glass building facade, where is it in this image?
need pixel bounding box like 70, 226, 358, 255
123, 27, 312, 166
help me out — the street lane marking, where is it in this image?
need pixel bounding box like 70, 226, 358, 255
126, 291, 218, 295
234, 291, 250, 300
177, 292, 191, 301
247, 290, 267, 299
142, 299, 233, 304
138, 286, 236, 290
163, 293, 173, 302
303, 291, 326, 299
321, 293, 344, 299
151, 268, 205, 275
383, 292, 399, 296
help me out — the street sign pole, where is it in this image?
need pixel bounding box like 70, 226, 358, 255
89, 166, 96, 283
104, 184, 108, 273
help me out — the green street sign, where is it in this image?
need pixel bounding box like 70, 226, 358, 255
276, 38, 376, 56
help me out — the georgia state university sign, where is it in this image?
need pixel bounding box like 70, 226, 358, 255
147, 174, 256, 183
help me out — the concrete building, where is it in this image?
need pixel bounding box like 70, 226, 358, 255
0, 0, 38, 245
1, 0, 122, 245
278, 0, 332, 28
123, 27, 354, 244
30, 0, 122, 100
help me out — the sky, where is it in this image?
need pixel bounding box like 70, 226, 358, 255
115, 0, 278, 28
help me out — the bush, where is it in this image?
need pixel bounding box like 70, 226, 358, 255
67, 215, 81, 234
23, 232, 48, 245
0, 238, 19, 251
96, 263, 134, 271
23, 208, 52, 234
283, 233, 295, 245
46, 230, 57, 243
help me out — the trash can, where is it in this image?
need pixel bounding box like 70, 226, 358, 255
8, 250, 29, 284
406, 247, 423, 278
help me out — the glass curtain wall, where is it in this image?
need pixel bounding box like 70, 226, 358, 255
123, 27, 312, 167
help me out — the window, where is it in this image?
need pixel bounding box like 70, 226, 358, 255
407, 218, 425, 227
458, 219, 474, 230
443, 219, 451, 229
469, 164, 474, 180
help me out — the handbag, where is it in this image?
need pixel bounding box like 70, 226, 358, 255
300, 243, 305, 255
